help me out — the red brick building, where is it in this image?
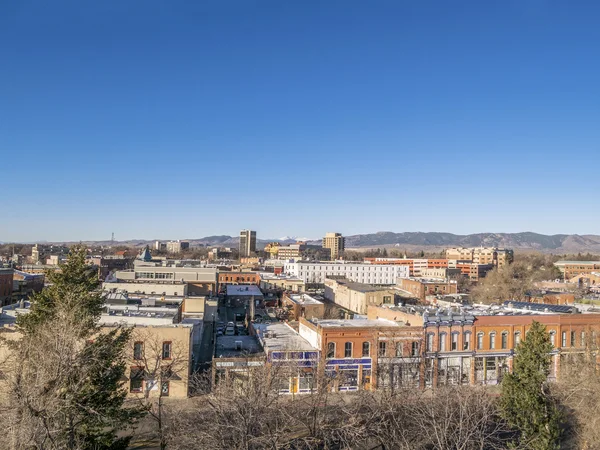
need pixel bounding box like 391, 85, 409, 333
0, 268, 14, 306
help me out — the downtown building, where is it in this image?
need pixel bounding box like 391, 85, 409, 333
284, 261, 409, 284
239, 230, 257, 257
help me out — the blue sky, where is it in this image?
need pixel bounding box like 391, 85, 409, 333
1, 0, 599, 242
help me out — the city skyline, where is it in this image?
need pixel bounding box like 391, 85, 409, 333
2, 1, 600, 241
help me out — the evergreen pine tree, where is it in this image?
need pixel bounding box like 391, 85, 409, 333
500, 320, 562, 449
6, 245, 144, 449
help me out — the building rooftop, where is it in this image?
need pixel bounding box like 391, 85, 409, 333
226, 285, 263, 297
555, 261, 600, 265
310, 318, 400, 328
100, 303, 180, 326
400, 277, 456, 284
287, 294, 323, 306
253, 322, 317, 352
259, 272, 303, 281
215, 335, 263, 358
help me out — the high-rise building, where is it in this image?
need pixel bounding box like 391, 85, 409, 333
239, 230, 257, 257
166, 240, 190, 254
322, 232, 345, 260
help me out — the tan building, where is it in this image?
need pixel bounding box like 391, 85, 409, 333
0, 305, 196, 400
116, 324, 194, 399
446, 247, 513, 268
282, 293, 325, 320
324, 277, 395, 315
277, 243, 306, 260
396, 278, 458, 302
322, 232, 345, 260
264, 243, 280, 258
421, 267, 462, 278
555, 261, 600, 279
259, 272, 306, 292
166, 240, 190, 254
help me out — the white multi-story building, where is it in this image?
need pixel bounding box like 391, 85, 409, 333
284, 261, 409, 284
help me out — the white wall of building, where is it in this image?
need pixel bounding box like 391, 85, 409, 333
284, 262, 409, 284
298, 321, 320, 349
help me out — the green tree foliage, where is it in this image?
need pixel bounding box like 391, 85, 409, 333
5, 245, 144, 449
500, 321, 562, 449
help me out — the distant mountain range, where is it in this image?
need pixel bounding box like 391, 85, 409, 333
3, 232, 600, 253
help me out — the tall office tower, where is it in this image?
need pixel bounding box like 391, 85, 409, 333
239, 230, 257, 257
323, 232, 345, 260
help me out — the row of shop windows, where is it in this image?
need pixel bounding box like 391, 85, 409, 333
215, 368, 371, 392
427, 330, 589, 353
326, 341, 420, 358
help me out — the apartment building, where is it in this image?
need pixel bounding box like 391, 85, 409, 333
365, 258, 452, 277
166, 240, 190, 254
284, 261, 409, 284
324, 277, 395, 315
322, 232, 345, 260
555, 260, 600, 279
239, 230, 257, 257
446, 247, 514, 268
452, 262, 494, 281
31, 243, 69, 264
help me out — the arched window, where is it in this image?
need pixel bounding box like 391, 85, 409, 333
379, 341, 387, 357
362, 341, 370, 357
395, 342, 403, 357
489, 332, 496, 349
451, 332, 459, 351
463, 331, 471, 350
501, 331, 508, 349
327, 342, 335, 359
344, 342, 353, 358
477, 332, 484, 350
514, 331, 521, 345
426, 333, 434, 352
439, 332, 447, 352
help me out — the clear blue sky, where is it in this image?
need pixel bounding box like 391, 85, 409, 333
1, 0, 599, 242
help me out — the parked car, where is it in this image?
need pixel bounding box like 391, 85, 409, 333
224, 326, 235, 336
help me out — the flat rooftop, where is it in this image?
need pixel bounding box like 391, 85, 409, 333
327, 277, 391, 293
400, 277, 455, 284
287, 294, 323, 305
311, 318, 400, 328
253, 322, 317, 352
215, 335, 263, 358
259, 272, 303, 281
226, 285, 263, 297
555, 261, 600, 265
